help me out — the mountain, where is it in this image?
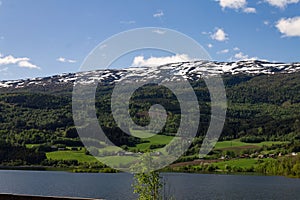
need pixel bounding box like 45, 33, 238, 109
0, 59, 300, 170
1, 60, 300, 90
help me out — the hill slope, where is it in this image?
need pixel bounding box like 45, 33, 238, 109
0, 60, 299, 168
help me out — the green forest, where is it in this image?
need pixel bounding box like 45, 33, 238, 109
0, 72, 300, 176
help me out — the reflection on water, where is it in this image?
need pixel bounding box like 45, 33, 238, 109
0, 170, 300, 200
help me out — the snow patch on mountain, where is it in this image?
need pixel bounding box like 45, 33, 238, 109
0, 60, 299, 89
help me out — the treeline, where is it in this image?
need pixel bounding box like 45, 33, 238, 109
0, 140, 46, 165
255, 155, 300, 177
0, 72, 299, 164
166, 155, 300, 178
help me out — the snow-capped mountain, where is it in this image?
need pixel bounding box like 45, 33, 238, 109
1, 60, 300, 89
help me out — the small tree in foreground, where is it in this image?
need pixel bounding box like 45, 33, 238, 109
132, 153, 163, 200
133, 170, 162, 200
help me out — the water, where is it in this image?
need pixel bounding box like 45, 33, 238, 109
0, 170, 300, 200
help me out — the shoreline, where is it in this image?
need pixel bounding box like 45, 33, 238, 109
0, 193, 103, 200
0, 165, 298, 179
0, 166, 71, 172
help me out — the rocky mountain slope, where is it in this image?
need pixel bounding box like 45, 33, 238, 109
1, 60, 299, 89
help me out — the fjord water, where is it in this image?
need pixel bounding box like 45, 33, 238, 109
0, 170, 300, 200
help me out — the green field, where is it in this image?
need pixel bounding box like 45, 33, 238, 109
46, 150, 98, 163
214, 139, 287, 150
44, 136, 288, 171
47, 151, 138, 168
98, 145, 120, 153
132, 134, 174, 151
256, 141, 288, 147
45, 132, 173, 165
214, 139, 249, 149
25, 144, 41, 148
99, 156, 137, 168
130, 129, 157, 138
214, 158, 258, 170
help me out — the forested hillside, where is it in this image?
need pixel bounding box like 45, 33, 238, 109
0, 61, 299, 174
0, 72, 299, 144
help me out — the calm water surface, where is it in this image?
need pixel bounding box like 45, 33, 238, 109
0, 170, 300, 200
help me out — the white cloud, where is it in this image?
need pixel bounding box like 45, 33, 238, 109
234, 52, 249, 60
265, 0, 299, 8
0, 54, 40, 69
276, 16, 300, 37
152, 29, 166, 35
18, 61, 40, 69
231, 52, 258, 61
263, 20, 270, 26
57, 57, 77, 63
153, 10, 164, 18
208, 44, 213, 48
219, 0, 247, 9
0, 55, 23, 65
233, 47, 240, 51
211, 28, 229, 41
57, 57, 66, 62
218, 0, 256, 13
217, 49, 230, 54
131, 54, 194, 67
243, 7, 257, 13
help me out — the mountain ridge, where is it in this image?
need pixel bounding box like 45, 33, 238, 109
1, 60, 300, 89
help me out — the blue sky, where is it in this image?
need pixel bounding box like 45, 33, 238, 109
0, 0, 299, 80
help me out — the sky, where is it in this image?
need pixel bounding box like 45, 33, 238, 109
0, 0, 299, 80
